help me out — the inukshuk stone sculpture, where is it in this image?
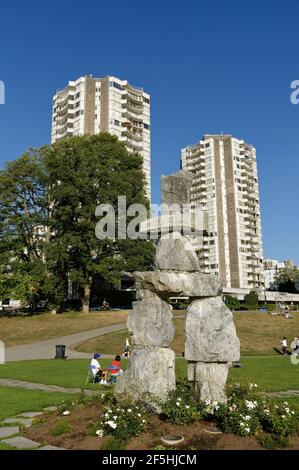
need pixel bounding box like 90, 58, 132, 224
114, 170, 240, 407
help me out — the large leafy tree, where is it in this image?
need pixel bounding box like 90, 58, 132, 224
0, 151, 48, 310
274, 264, 299, 293
43, 133, 154, 313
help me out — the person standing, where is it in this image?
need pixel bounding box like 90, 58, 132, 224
281, 337, 287, 356
122, 337, 130, 358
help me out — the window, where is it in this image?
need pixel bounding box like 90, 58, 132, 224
143, 123, 150, 130
143, 97, 150, 104
110, 81, 123, 90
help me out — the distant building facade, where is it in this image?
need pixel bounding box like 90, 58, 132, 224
51, 75, 151, 199
181, 134, 263, 289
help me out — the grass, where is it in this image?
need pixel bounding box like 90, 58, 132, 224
0, 358, 128, 389
0, 385, 75, 420
0, 310, 129, 347
176, 356, 299, 395
75, 311, 299, 356
51, 419, 73, 437
0, 356, 298, 395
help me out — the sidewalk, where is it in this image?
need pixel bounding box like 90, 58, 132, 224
5, 322, 126, 362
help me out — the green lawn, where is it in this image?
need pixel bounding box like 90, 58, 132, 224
0, 356, 298, 394
176, 355, 299, 394
0, 385, 75, 421
0, 358, 128, 390
0, 357, 298, 420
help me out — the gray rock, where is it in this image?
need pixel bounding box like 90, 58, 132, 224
38, 445, 65, 450
43, 406, 58, 412
114, 347, 176, 409
161, 170, 193, 206
134, 271, 222, 298
1, 436, 40, 449
3, 417, 33, 427
188, 362, 229, 403
17, 411, 43, 418
185, 296, 240, 362
155, 232, 200, 272
0, 426, 19, 438
128, 294, 174, 347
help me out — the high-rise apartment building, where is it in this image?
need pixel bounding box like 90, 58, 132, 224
51, 75, 151, 199
181, 134, 263, 289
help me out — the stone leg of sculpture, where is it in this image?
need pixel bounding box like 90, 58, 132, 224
188, 362, 229, 404
114, 347, 176, 411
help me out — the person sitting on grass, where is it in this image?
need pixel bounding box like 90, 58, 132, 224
90, 353, 109, 384
109, 355, 123, 381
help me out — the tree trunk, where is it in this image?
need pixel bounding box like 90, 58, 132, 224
82, 284, 91, 314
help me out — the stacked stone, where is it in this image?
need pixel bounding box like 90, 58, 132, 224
115, 170, 240, 407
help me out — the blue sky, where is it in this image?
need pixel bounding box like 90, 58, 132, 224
0, 0, 298, 263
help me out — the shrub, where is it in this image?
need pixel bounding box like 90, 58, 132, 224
32, 416, 46, 427
98, 402, 147, 442
258, 401, 298, 437
161, 382, 203, 425
207, 383, 299, 439
51, 419, 73, 437
257, 434, 291, 449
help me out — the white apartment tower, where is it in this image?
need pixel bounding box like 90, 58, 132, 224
51, 75, 151, 199
181, 134, 263, 290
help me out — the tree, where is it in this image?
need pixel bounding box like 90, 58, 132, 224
274, 265, 299, 293
0, 152, 48, 310
42, 133, 154, 313
244, 292, 259, 309
223, 294, 240, 310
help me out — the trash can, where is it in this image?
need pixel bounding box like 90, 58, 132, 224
55, 344, 66, 359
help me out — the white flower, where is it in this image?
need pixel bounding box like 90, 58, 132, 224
213, 401, 218, 406
185, 405, 190, 409
205, 399, 211, 405
264, 409, 270, 415
113, 416, 117, 420
285, 408, 290, 413
142, 419, 146, 423
107, 409, 112, 413
137, 413, 141, 417
244, 415, 251, 421
107, 420, 117, 429
282, 415, 286, 419
101, 394, 105, 399
176, 402, 180, 407
284, 402, 288, 405
177, 397, 182, 401
291, 411, 295, 415
62, 410, 70, 416
240, 422, 245, 427
127, 408, 132, 413
245, 427, 250, 433
214, 405, 219, 411
96, 429, 104, 437
104, 413, 109, 418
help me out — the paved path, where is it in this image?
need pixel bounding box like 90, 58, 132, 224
5, 322, 127, 362
0, 378, 98, 394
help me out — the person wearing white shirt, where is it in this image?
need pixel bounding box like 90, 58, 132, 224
281, 337, 287, 356
90, 353, 108, 384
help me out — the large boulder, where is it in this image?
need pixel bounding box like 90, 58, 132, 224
155, 232, 200, 272
188, 362, 229, 403
128, 293, 175, 347
134, 271, 222, 298
161, 170, 193, 206
114, 347, 176, 409
185, 296, 240, 363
